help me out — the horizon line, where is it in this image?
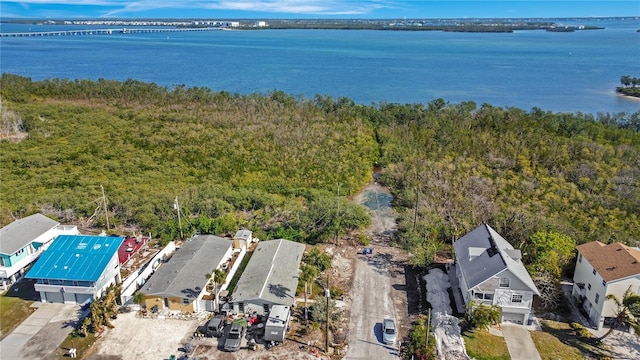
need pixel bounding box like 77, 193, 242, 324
3, 15, 639, 21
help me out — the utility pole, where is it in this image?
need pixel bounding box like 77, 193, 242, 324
426, 308, 431, 350
334, 183, 341, 245
325, 272, 330, 353
100, 184, 110, 230
413, 187, 419, 231
174, 196, 184, 239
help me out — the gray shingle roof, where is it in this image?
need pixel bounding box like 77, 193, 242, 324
0, 214, 59, 255
454, 224, 539, 295
142, 235, 232, 298
232, 239, 305, 306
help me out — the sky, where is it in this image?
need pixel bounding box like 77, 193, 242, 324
0, 1, 638, 19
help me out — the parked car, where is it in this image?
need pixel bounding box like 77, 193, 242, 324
382, 318, 397, 345
206, 315, 226, 337
223, 320, 247, 352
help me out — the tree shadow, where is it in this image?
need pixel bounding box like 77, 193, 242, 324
538, 320, 606, 358
268, 283, 293, 299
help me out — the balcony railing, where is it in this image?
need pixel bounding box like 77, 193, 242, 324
34, 283, 96, 294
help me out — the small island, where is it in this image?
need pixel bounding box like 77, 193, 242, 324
617, 75, 640, 98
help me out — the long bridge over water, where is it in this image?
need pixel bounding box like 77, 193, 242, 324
0, 27, 225, 38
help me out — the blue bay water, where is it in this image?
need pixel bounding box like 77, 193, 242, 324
1, 19, 639, 114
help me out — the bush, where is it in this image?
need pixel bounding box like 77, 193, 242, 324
570, 322, 591, 338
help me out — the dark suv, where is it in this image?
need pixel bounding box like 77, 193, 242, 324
206, 315, 225, 337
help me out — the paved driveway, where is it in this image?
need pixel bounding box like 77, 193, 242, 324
0, 303, 82, 360
501, 323, 541, 360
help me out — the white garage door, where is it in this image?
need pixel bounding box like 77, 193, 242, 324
501, 312, 525, 324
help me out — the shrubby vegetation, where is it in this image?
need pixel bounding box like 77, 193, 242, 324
1, 74, 639, 276
0, 74, 375, 244
617, 75, 640, 98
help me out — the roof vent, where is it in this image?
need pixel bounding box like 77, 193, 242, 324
505, 249, 522, 261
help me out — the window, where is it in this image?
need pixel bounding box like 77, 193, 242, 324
182, 298, 190, 304
592, 268, 596, 275
588, 283, 592, 291
595, 293, 600, 304
602, 279, 606, 287
499, 278, 510, 288
578, 253, 582, 263
474, 292, 484, 299
511, 294, 523, 303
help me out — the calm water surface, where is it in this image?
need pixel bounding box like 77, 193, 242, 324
1, 20, 639, 114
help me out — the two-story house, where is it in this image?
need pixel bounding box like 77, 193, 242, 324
453, 224, 540, 324
27, 235, 124, 304
0, 213, 78, 289
572, 241, 640, 330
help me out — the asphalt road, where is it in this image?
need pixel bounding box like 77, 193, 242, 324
345, 183, 402, 359
344, 251, 401, 359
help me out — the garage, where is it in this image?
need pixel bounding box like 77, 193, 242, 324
501, 312, 525, 324
43, 291, 64, 303
75, 293, 93, 305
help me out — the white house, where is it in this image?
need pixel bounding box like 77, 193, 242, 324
0, 213, 78, 289
231, 239, 305, 315
572, 241, 640, 330
141, 235, 239, 313
27, 235, 124, 304
453, 224, 540, 324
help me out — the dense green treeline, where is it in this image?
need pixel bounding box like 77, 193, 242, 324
0, 74, 376, 243
373, 101, 640, 268
1, 74, 639, 270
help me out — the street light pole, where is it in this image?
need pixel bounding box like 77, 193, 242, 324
325, 272, 330, 353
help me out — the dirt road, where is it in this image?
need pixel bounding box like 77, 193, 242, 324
345, 183, 406, 359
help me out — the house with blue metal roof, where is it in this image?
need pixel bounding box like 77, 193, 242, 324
27, 234, 124, 304
0, 213, 78, 290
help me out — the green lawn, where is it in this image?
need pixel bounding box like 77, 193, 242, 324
463, 328, 510, 360
54, 330, 97, 360
0, 295, 34, 339
532, 320, 601, 360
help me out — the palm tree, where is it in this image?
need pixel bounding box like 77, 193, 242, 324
213, 268, 227, 295
133, 291, 146, 309
598, 286, 640, 341
299, 263, 318, 325
620, 75, 632, 88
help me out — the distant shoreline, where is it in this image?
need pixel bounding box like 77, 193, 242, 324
617, 93, 640, 101
0, 18, 611, 33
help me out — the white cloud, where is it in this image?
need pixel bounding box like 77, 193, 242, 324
4, 0, 395, 16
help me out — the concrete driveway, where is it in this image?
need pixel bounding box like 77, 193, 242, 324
0, 302, 83, 360
501, 323, 541, 360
